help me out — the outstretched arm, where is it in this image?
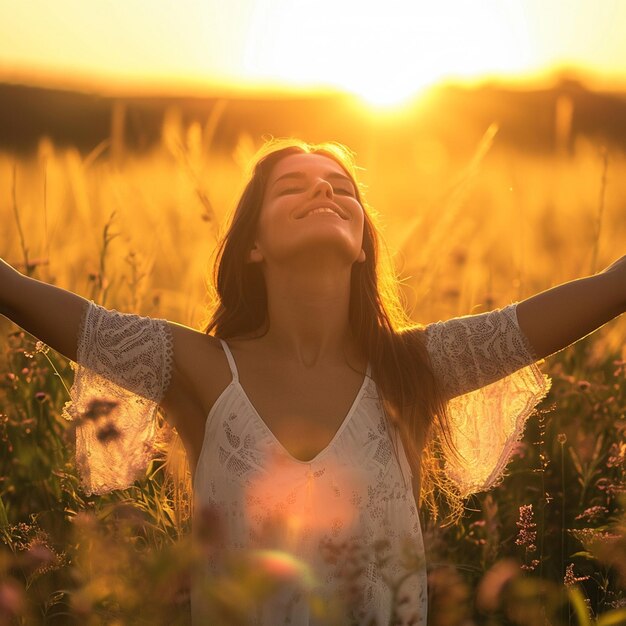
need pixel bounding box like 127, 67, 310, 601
516, 255, 626, 361
1, 257, 87, 362
1, 257, 216, 416
2, 257, 226, 494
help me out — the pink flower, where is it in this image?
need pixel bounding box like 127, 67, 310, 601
575, 506, 609, 523
564, 563, 590, 587
515, 504, 537, 551
515, 504, 539, 571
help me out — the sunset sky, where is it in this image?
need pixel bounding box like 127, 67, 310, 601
1, 0, 625, 105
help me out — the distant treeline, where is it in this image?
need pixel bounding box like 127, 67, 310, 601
1, 79, 625, 156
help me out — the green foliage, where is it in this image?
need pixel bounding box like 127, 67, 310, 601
0, 329, 195, 624
424, 337, 626, 625
1, 321, 624, 625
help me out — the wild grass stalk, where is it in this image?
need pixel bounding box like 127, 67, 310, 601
560, 433, 568, 625
88, 211, 120, 307
11, 164, 31, 277
568, 585, 592, 626
590, 148, 609, 275
397, 123, 499, 315
123, 250, 151, 313
162, 101, 225, 230
536, 406, 552, 581
41, 156, 50, 284
24, 341, 71, 399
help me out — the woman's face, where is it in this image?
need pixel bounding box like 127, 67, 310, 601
250, 152, 366, 267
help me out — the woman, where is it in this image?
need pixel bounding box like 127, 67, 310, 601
1, 138, 624, 625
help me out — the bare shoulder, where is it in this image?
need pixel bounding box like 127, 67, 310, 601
161, 321, 231, 415
167, 321, 224, 366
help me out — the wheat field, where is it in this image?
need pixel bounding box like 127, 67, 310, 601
0, 105, 625, 624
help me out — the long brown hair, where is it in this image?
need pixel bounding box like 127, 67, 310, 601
203, 138, 461, 522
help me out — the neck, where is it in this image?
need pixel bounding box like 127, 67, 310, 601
259, 259, 356, 367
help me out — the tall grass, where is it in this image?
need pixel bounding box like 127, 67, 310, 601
0, 122, 625, 624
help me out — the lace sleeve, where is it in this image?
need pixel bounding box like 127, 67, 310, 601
62, 301, 174, 495
424, 303, 551, 497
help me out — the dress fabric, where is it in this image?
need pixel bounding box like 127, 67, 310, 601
191, 341, 425, 625
62, 300, 173, 495
64, 300, 551, 625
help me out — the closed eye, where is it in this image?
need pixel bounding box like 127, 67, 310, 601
280, 187, 353, 196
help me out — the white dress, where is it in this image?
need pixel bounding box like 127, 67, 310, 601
63, 301, 550, 625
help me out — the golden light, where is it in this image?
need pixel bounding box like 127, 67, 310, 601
245, 452, 359, 551
2, 1, 626, 99
247, 549, 316, 587
242, 0, 534, 107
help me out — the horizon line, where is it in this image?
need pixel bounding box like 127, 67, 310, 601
2, 63, 626, 101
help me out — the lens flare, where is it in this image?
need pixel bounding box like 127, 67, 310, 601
248, 549, 317, 588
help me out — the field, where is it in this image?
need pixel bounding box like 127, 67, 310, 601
0, 91, 625, 624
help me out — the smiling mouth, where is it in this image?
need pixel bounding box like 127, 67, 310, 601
298, 206, 346, 219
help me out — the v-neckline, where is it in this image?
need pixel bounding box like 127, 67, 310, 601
236, 371, 370, 465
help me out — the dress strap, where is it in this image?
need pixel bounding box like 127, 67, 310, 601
219, 339, 239, 383
219, 340, 369, 383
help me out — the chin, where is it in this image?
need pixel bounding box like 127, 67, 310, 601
280, 241, 360, 267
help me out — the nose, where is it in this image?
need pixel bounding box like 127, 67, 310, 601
310, 177, 334, 199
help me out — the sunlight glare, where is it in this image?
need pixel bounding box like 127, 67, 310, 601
243, 0, 533, 106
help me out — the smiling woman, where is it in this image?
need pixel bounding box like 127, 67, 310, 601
249, 153, 365, 266
1, 136, 625, 625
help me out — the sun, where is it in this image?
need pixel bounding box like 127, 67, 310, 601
336, 67, 438, 109
242, 0, 534, 107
